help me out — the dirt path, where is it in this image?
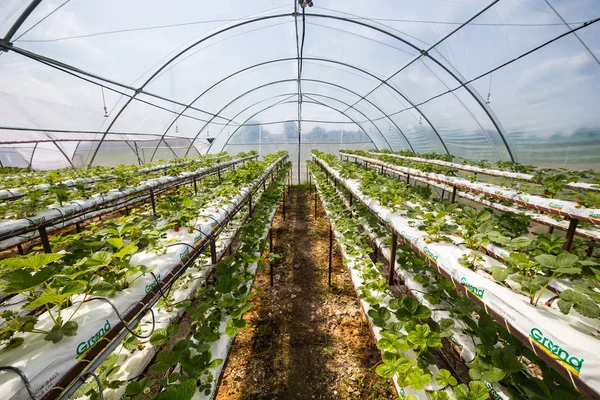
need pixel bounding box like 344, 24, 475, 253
216, 185, 396, 400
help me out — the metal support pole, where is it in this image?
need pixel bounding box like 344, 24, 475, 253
210, 240, 217, 265
193, 177, 197, 194
563, 219, 579, 251
125, 206, 130, 216
450, 187, 457, 203
388, 231, 398, 285
17, 243, 24, 255
75, 223, 81, 233
381, 165, 384, 174
349, 193, 353, 207
248, 193, 253, 218
269, 228, 274, 286
441, 189, 445, 200
150, 190, 156, 215
314, 191, 318, 219
328, 227, 333, 287
548, 226, 554, 234
282, 187, 286, 220
309, 174, 312, 195
406, 174, 410, 184
210, 240, 217, 285
39, 226, 51, 254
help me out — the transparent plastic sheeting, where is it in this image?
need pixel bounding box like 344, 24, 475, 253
0, 137, 210, 170
0, 0, 599, 168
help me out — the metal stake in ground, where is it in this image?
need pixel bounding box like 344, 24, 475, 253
388, 231, 398, 286
282, 187, 286, 220
269, 228, 274, 286
563, 219, 579, 251
38, 226, 51, 254
328, 226, 333, 287
150, 190, 156, 215
210, 239, 217, 285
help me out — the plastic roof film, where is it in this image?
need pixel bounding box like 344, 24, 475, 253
0, 0, 597, 176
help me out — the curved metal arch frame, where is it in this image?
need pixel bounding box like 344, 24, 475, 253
148, 57, 449, 161
86, 12, 293, 166
305, 13, 516, 162
203, 93, 298, 152
181, 78, 395, 157
175, 75, 417, 161
214, 97, 376, 153
204, 81, 415, 154
79, 12, 515, 164
211, 91, 387, 152
148, 56, 449, 160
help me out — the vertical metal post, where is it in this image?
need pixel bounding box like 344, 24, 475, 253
193, 177, 197, 194
150, 190, 156, 215
388, 231, 398, 285
248, 193, 253, 218
125, 206, 130, 216
210, 240, 217, 285
314, 191, 318, 219
210, 240, 217, 265
39, 226, 51, 254
441, 189, 445, 200
381, 165, 384, 174
563, 219, 579, 251
17, 243, 24, 255
328, 227, 333, 287
349, 193, 353, 207
450, 187, 457, 203
75, 223, 81, 233
406, 174, 410, 184
548, 226, 554, 234
282, 186, 286, 221
309, 174, 312, 195
269, 228, 274, 286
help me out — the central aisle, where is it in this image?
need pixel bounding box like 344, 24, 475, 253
216, 185, 395, 400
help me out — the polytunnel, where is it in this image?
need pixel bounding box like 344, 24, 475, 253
0, 1, 600, 400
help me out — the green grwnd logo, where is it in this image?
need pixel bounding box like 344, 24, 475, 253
423, 247, 438, 262
77, 320, 111, 357
529, 328, 584, 375
145, 274, 161, 293
483, 381, 503, 400
548, 202, 564, 210
460, 277, 484, 299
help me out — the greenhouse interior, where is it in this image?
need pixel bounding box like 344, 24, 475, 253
0, 1, 599, 399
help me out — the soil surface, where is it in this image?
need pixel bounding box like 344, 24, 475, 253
216, 185, 396, 400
